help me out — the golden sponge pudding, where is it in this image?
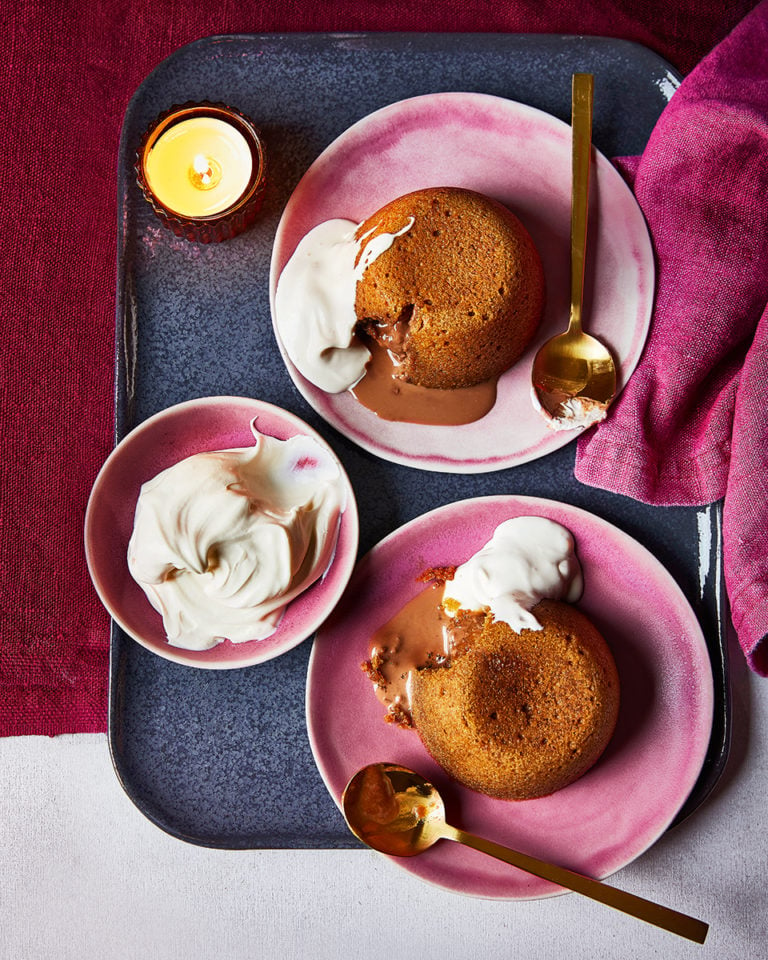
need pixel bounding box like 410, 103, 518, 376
411, 599, 619, 800
354, 187, 544, 389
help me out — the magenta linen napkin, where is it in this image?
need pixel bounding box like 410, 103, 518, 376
575, 0, 768, 675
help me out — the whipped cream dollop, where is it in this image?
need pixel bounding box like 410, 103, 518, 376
127, 422, 346, 650
442, 516, 583, 632
274, 216, 413, 393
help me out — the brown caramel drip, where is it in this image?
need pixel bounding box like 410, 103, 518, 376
351, 338, 497, 426
362, 582, 485, 725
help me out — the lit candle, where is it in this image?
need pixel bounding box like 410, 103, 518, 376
136, 103, 266, 242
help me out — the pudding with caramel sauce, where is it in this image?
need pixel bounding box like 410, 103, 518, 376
361, 516, 619, 800
274, 187, 545, 425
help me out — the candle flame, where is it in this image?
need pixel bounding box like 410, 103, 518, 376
192, 153, 214, 185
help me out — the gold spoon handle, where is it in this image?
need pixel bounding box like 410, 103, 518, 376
445, 825, 708, 944
569, 72, 593, 336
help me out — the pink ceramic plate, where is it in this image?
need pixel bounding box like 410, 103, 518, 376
84, 396, 359, 669
270, 92, 654, 473
307, 496, 713, 899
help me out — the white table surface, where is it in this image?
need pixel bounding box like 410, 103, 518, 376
1, 629, 764, 960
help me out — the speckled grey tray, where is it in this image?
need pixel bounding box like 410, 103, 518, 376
112, 33, 729, 848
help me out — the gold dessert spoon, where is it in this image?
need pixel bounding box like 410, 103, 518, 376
342, 763, 708, 944
532, 73, 617, 429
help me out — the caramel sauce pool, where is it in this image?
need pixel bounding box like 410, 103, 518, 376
351, 339, 497, 425
366, 582, 482, 722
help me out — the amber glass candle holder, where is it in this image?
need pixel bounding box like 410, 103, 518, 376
135, 102, 267, 243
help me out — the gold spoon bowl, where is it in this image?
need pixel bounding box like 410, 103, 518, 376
532, 73, 617, 428
342, 763, 708, 944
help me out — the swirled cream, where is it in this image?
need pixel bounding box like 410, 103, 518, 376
274, 217, 413, 393
442, 516, 583, 630
127, 422, 346, 650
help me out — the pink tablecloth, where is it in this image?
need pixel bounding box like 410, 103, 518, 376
0, 0, 761, 736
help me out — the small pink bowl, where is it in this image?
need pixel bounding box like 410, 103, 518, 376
84, 396, 359, 668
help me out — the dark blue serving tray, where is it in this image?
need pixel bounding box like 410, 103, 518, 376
112, 32, 729, 848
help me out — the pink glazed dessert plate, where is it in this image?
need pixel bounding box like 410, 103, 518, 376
84, 396, 359, 669
307, 495, 713, 899
270, 92, 654, 473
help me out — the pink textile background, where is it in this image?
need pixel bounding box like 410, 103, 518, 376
0, 1, 760, 736
574, 2, 768, 675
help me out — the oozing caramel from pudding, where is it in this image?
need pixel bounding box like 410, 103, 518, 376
362, 577, 488, 727
360, 518, 619, 802
274, 187, 545, 427
351, 337, 497, 425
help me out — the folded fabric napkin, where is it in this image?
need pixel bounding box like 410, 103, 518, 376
575, 0, 768, 675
